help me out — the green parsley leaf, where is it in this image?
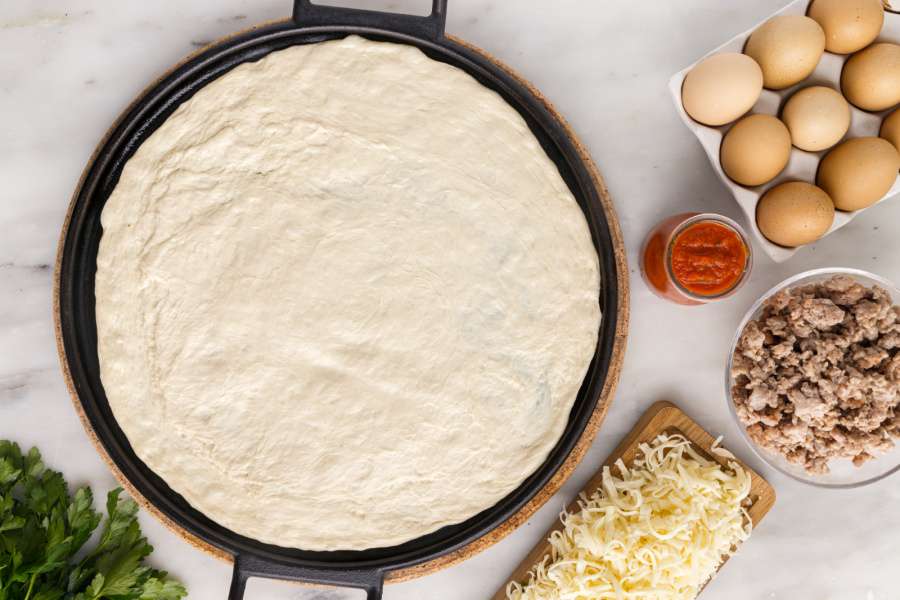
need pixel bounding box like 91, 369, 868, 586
0, 441, 187, 600
136, 574, 187, 600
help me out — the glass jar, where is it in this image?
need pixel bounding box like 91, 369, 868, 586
641, 212, 753, 306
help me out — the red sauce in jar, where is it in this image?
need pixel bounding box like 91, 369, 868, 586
670, 221, 748, 297
641, 213, 751, 305
642, 223, 674, 299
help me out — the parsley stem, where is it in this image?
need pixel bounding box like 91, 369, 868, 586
23, 573, 36, 600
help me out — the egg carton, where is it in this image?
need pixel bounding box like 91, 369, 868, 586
668, 0, 900, 263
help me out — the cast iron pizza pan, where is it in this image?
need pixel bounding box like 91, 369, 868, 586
54, 1, 630, 598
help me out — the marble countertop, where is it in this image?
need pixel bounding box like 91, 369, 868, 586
2, 0, 898, 598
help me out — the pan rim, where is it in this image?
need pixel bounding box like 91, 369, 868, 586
53, 18, 630, 585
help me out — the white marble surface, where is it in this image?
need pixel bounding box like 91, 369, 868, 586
1, 1, 898, 598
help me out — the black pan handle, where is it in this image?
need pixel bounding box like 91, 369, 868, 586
227, 554, 384, 600
293, 0, 447, 40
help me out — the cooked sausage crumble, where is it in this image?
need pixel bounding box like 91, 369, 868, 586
731, 275, 900, 474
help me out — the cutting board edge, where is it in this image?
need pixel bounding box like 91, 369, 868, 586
491, 400, 776, 600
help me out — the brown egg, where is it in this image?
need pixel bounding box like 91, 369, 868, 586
682, 53, 764, 126
817, 137, 900, 211
882, 109, 900, 155
744, 16, 825, 90
756, 182, 835, 247
841, 43, 900, 112
781, 86, 851, 151
720, 114, 792, 186
808, 0, 885, 54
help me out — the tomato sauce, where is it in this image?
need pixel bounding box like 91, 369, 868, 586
671, 221, 748, 297
642, 223, 674, 299
641, 213, 751, 305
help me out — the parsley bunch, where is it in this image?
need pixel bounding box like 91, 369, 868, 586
0, 441, 187, 600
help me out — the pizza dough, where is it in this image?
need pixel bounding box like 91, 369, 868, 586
95, 35, 601, 551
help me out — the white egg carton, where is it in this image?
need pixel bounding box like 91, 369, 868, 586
668, 0, 900, 263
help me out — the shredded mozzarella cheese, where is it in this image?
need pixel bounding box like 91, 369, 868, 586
507, 434, 752, 600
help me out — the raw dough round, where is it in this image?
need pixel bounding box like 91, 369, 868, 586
95, 36, 601, 551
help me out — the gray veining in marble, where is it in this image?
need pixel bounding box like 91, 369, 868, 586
1, 1, 898, 599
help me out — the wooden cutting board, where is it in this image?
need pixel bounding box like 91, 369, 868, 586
492, 400, 776, 600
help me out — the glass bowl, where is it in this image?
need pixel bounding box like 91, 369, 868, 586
726, 267, 900, 488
